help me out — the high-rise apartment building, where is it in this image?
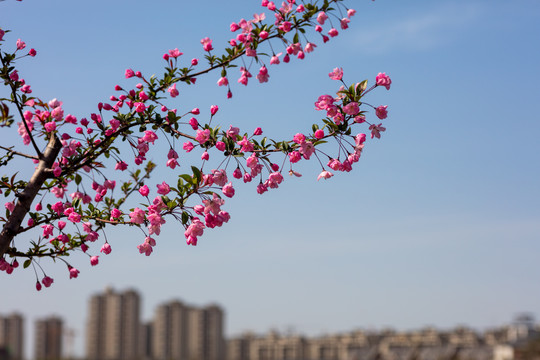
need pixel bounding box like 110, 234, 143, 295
152, 300, 225, 360
86, 287, 141, 360
34, 316, 63, 360
0, 313, 24, 360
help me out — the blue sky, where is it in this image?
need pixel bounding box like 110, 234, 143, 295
1, 0, 539, 358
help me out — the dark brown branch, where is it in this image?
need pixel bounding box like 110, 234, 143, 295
0, 135, 61, 258
0, 145, 39, 160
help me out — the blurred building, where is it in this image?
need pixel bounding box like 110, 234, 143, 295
152, 300, 225, 360
35, 315, 63, 360
86, 287, 141, 360
0, 313, 24, 360
226, 327, 517, 360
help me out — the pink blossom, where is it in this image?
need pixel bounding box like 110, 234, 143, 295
115, 161, 128, 171
201, 151, 209, 161
222, 182, 235, 198
270, 53, 282, 65
142, 130, 158, 144
246, 154, 259, 169
256, 182, 268, 194
58, 221, 66, 230
237, 136, 254, 152
9, 70, 19, 82
183, 141, 194, 152
376, 72, 392, 90
317, 170, 334, 181
293, 133, 306, 144
314, 129, 325, 139
259, 31, 269, 39
328, 67, 343, 80
203, 193, 225, 215
188, 117, 198, 130
355, 115, 366, 123
375, 105, 388, 119
21, 84, 32, 93
343, 102, 360, 115
243, 173, 252, 183
36, 281, 42, 291
217, 77, 229, 86
42, 276, 54, 288
68, 266, 80, 279
215, 141, 226, 151
68, 211, 81, 223
168, 83, 179, 97
130, 208, 146, 224
5, 201, 15, 213
210, 105, 219, 116
200, 37, 213, 51
297, 4, 305, 12
230, 22, 240, 32
238, 67, 252, 86
137, 242, 153, 256
90, 256, 99, 266
279, 21, 293, 32
227, 126, 240, 138
191, 58, 198, 66
328, 28, 339, 37
43, 121, 56, 133
168, 48, 182, 58
195, 129, 210, 144
253, 127, 263, 136
369, 123, 386, 139
304, 42, 316, 53
317, 11, 328, 24
16, 39, 26, 50
156, 182, 171, 195
212, 169, 228, 186
139, 185, 150, 197
348, 9, 357, 17
289, 151, 301, 163
340, 18, 350, 30
256, 66, 270, 83
191, 108, 200, 115
110, 208, 122, 219
299, 141, 315, 159
233, 168, 242, 179
100, 243, 112, 255
125, 69, 135, 78
355, 133, 367, 146
134, 102, 146, 113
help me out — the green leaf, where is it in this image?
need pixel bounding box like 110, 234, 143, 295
23, 259, 31, 269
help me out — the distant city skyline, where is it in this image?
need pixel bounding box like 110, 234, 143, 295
1, 297, 538, 360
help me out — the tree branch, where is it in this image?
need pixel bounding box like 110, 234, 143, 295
0, 134, 61, 258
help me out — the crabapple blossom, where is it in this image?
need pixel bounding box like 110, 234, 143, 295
376, 72, 392, 90
376, 105, 388, 119
329, 67, 344, 80
0, 0, 392, 289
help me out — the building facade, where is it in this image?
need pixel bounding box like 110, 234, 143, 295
34, 315, 63, 360
152, 300, 225, 360
86, 287, 141, 360
0, 313, 24, 360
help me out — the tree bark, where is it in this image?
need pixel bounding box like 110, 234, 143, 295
0, 135, 61, 258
